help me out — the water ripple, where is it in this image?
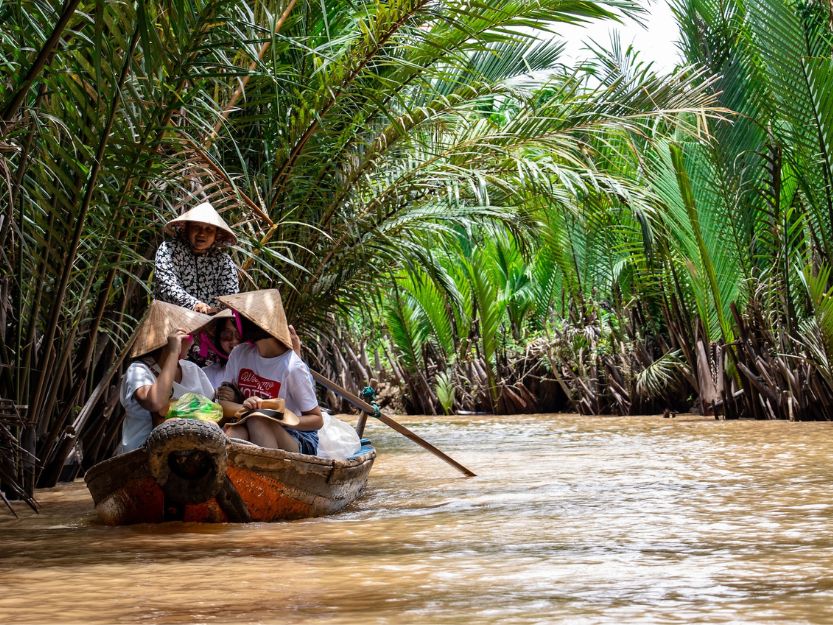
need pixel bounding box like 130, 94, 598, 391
3, 414, 833, 624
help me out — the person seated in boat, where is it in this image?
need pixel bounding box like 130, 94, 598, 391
202, 313, 304, 392
215, 290, 323, 454
155, 200, 239, 315
117, 301, 216, 455
201, 310, 243, 389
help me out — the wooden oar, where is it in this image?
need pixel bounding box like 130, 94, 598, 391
310, 370, 476, 478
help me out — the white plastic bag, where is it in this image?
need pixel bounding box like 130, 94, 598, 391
317, 412, 361, 459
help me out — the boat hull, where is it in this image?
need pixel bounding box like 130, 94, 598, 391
85, 435, 375, 525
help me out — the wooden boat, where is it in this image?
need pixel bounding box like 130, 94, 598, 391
84, 418, 375, 525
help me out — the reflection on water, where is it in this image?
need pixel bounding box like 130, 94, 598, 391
3, 414, 833, 624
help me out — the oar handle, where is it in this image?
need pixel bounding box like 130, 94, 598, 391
310, 371, 375, 412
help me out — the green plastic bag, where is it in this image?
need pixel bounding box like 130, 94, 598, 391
166, 392, 223, 423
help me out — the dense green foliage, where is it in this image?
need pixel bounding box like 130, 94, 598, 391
376, 0, 833, 419
2, 0, 833, 501
1, 0, 710, 491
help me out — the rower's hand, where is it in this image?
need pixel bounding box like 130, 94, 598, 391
242, 396, 263, 410
194, 301, 218, 314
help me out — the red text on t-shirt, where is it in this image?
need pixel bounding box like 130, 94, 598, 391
237, 368, 281, 399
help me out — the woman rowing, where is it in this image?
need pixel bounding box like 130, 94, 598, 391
154, 201, 239, 314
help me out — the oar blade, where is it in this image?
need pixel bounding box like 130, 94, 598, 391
373, 413, 477, 477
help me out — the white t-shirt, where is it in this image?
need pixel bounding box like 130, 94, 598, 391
202, 362, 226, 390
220, 343, 318, 416
117, 360, 215, 454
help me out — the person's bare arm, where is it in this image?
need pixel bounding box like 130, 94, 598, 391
134, 330, 189, 413
292, 405, 323, 431
289, 325, 301, 356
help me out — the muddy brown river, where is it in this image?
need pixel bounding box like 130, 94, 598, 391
2, 413, 833, 624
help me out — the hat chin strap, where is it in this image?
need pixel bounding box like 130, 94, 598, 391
198, 331, 230, 363
230, 309, 282, 348
230, 309, 259, 348
231, 310, 244, 337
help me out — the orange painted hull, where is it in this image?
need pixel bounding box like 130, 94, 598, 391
84, 440, 375, 525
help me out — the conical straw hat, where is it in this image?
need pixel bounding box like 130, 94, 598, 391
130, 301, 214, 358
164, 201, 237, 245
231, 408, 301, 428
218, 290, 292, 350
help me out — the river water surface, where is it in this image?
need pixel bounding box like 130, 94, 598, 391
2, 413, 833, 625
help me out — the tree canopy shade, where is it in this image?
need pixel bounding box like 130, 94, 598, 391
1, 0, 721, 491
10, 0, 833, 502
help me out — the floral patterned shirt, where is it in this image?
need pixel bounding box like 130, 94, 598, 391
154, 237, 239, 309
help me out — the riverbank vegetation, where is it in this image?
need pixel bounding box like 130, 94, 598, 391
2, 0, 833, 500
